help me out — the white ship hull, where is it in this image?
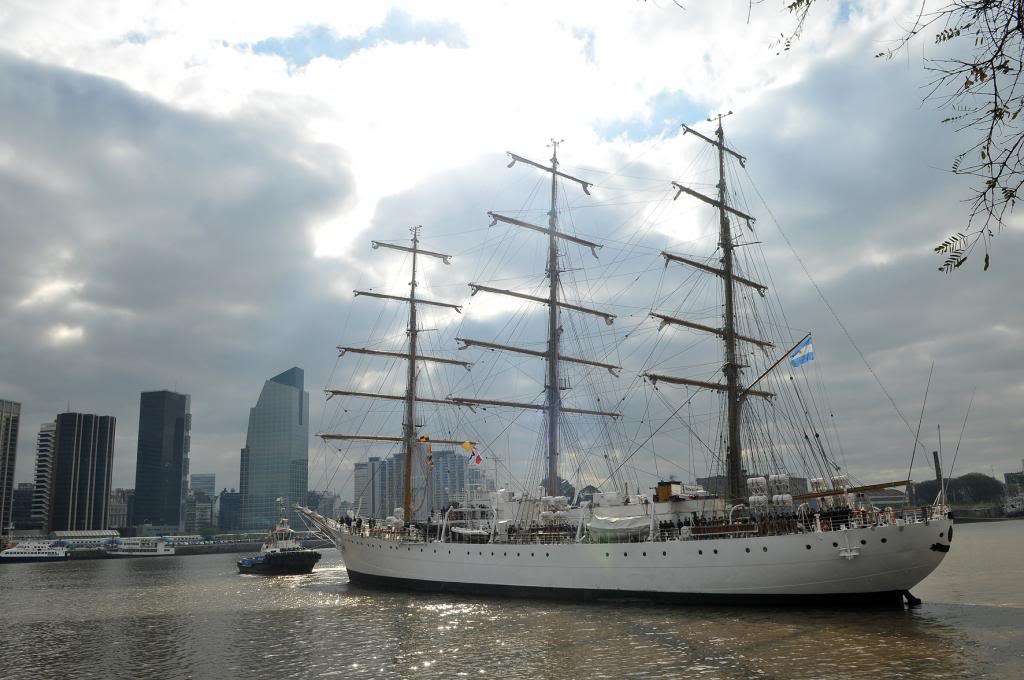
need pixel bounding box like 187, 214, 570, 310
325, 517, 952, 604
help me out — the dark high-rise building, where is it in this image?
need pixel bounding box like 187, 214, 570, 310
12, 483, 35, 529
239, 368, 308, 529
49, 412, 116, 532
217, 489, 241, 531
0, 399, 20, 534
132, 391, 191, 531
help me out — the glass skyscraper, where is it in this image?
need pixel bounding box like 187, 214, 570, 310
239, 367, 309, 529
0, 399, 21, 535
49, 412, 116, 532
132, 390, 191, 531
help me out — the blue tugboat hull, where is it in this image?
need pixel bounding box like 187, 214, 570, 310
237, 550, 321, 575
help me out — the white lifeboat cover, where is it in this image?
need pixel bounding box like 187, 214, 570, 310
587, 514, 649, 537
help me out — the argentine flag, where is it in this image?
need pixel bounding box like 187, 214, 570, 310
790, 336, 815, 367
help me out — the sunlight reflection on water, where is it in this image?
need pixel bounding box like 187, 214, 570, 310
0, 521, 1021, 679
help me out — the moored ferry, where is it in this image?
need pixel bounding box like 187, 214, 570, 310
104, 537, 175, 557
0, 540, 70, 563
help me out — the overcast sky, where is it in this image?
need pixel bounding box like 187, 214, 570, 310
2, 1, 1021, 501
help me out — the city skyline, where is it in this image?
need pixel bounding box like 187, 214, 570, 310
2, 2, 1022, 505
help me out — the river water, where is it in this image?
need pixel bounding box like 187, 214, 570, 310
1, 520, 1021, 679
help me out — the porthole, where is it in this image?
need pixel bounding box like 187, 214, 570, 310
713, 549, 718, 555
939, 531, 945, 538
662, 551, 667, 556
530, 552, 535, 557
832, 542, 838, 548
698, 550, 703, 555
745, 547, 750, 553
624, 552, 628, 557
491, 552, 494, 556
762, 547, 768, 552
805, 545, 811, 550
517, 552, 521, 557
642, 552, 647, 557
881, 538, 887, 543
466, 551, 470, 555
503, 552, 507, 556
545, 553, 549, 557
860, 540, 867, 545
606, 552, 610, 557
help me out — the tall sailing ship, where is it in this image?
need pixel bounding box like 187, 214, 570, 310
299, 118, 953, 605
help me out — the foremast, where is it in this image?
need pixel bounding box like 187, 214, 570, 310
457, 142, 621, 497
321, 227, 472, 525
403, 228, 421, 524
644, 115, 771, 503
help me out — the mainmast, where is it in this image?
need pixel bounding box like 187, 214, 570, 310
321, 228, 473, 526
545, 141, 562, 498
456, 143, 622, 498
644, 115, 773, 503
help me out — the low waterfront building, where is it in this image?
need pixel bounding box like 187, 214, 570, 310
183, 490, 213, 533
107, 488, 134, 530
49, 529, 119, 548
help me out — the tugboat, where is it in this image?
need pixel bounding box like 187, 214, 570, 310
237, 515, 321, 575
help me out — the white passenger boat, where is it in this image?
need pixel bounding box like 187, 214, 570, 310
0, 540, 70, 563
105, 537, 175, 557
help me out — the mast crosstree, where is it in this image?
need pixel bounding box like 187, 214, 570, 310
458, 142, 620, 497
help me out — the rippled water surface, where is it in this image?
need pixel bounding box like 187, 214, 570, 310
1, 521, 1021, 679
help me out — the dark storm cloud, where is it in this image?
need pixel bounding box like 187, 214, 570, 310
0, 51, 355, 489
